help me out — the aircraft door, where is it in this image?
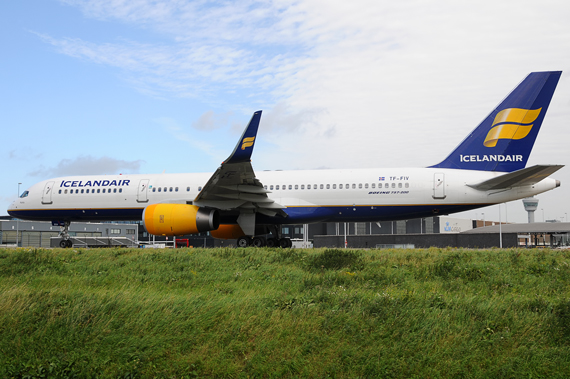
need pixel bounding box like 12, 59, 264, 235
41, 181, 55, 204
433, 173, 446, 199
137, 179, 150, 203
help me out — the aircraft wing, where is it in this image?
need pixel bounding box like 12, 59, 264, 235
467, 164, 564, 191
193, 111, 287, 234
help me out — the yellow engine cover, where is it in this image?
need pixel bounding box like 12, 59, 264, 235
210, 224, 246, 240
143, 203, 219, 236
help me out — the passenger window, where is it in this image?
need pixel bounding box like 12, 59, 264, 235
392, 183, 395, 188
81, 189, 84, 194
346, 184, 349, 189
358, 184, 362, 189
187, 187, 190, 192
270, 185, 274, 190
198, 186, 202, 191
326, 184, 330, 189
119, 188, 122, 193
175, 187, 179, 192
163, 187, 167, 192
169, 187, 173, 192
405, 183, 409, 188
371, 183, 375, 188
289, 185, 292, 190
295, 185, 298, 190
320, 184, 324, 189
153, 188, 156, 192
301, 185, 305, 190
365, 183, 368, 189
276, 185, 280, 190
307, 185, 310, 189
339, 184, 343, 189
64, 189, 68, 194
333, 184, 336, 189
398, 183, 402, 188
158, 188, 161, 192
59, 190, 62, 194
97, 189, 100, 193
102, 189, 106, 193
114, 188, 117, 193
352, 184, 356, 189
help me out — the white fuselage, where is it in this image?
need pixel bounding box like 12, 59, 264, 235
8, 167, 559, 225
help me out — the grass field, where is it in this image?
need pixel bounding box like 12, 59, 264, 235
1, 246, 570, 378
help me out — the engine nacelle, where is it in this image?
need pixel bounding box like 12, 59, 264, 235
210, 224, 246, 240
143, 203, 219, 236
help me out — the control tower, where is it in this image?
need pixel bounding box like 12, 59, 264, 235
522, 197, 539, 223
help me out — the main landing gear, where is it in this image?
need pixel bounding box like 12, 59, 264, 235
236, 236, 293, 248
236, 225, 292, 248
58, 221, 73, 248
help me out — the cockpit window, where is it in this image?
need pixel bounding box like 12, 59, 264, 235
20, 191, 29, 198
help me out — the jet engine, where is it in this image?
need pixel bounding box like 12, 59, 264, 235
143, 203, 219, 236
210, 224, 246, 240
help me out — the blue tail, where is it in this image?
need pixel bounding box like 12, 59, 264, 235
430, 71, 561, 172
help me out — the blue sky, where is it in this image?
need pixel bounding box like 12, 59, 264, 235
2, 0, 570, 224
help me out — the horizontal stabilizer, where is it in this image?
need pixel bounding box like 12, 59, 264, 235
467, 164, 563, 191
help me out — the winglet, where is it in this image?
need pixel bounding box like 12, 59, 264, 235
223, 111, 262, 164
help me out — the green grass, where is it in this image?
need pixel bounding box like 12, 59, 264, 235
1, 247, 570, 378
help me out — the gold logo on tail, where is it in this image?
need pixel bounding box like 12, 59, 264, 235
241, 136, 255, 150
484, 108, 541, 147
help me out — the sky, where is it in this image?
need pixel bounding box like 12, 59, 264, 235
1, 0, 570, 224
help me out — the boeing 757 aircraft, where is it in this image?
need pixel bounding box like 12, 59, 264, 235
9, 71, 563, 248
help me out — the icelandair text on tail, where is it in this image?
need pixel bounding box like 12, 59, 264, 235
460, 155, 523, 163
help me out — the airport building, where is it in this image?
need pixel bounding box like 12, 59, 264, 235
2, 206, 569, 249
0, 218, 138, 248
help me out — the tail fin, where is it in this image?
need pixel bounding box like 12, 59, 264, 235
430, 71, 561, 172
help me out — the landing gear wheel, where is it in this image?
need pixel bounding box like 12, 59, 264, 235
59, 239, 73, 248
266, 238, 278, 248
279, 238, 292, 248
237, 236, 251, 248
252, 237, 266, 247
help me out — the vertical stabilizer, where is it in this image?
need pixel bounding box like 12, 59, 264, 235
430, 71, 561, 172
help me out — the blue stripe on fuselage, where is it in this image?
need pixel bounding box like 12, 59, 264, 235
11, 203, 493, 225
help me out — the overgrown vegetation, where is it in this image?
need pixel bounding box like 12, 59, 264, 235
1, 246, 570, 378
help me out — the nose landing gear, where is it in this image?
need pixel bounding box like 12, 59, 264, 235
58, 221, 73, 248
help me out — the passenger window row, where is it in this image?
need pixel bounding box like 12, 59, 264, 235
59, 188, 124, 194
150, 186, 201, 193
58, 185, 203, 195
265, 182, 410, 190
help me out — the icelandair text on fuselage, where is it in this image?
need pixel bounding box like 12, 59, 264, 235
60, 180, 131, 188
460, 155, 523, 163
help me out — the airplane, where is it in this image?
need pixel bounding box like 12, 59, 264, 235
8, 71, 564, 248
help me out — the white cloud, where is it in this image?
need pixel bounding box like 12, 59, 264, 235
192, 110, 232, 131
29, 156, 145, 177
26, 0, 570, 223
